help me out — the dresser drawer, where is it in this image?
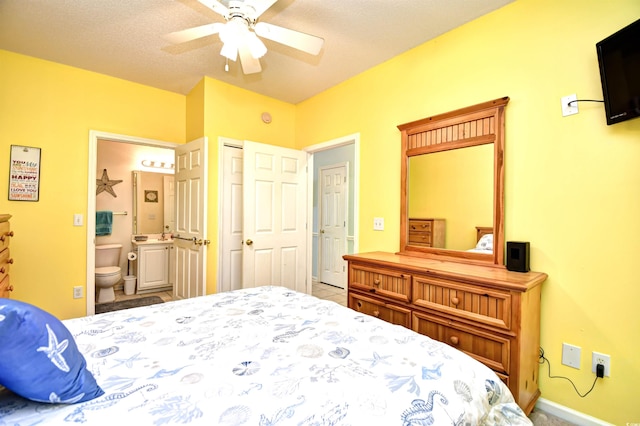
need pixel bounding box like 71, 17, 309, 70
412, 311, 510, 374
349, 292, 412, 328
348, 263, 411, 303
0, 248, 10, 282
0, 221, 10, 252
0, 274, 11, 298
413, 275, 511, 331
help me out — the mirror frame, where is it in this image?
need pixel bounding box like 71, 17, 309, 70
398, 97, 509, 267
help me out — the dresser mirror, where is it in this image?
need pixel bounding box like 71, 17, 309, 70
398, 97, 509, 266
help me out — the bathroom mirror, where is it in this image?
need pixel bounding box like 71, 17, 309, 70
132, 170, 175, 235
398, 97, 509, 266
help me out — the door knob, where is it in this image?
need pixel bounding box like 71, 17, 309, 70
245, 239, 253, 246
320, 229, 325, 234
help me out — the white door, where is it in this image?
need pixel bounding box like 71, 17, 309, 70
163, 175, 175, 234
173, 137, 208, 299
318, 163, 348, 288
242, 141, 308, 293
220, 144, 244, 292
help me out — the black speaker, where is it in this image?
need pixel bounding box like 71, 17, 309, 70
506, 241, 530, 272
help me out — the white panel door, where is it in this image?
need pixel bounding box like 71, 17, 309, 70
243, 141, 308, 293
173, 137, 208, 299
163, 175, 175, 234
220, 144, 244, 293
318, 163, 348, 288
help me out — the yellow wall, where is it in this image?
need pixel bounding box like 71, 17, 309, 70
0, 50, 185, 320
2, 0, 640, 422
296, 0, 640, 423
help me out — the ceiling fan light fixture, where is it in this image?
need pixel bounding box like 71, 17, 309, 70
220, 41, 238, 61
247, 32, 267, 59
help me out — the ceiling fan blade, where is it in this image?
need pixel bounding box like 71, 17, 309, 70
238, 43, 262, 74
196, 0, 229, 17
247, 0, 278, 19
254, 22, 323, 55
164, 23, 224, 44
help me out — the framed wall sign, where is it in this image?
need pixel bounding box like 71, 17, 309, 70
9, 145, 41, 202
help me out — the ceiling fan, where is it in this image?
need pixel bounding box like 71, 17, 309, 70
165, 0, 324, 74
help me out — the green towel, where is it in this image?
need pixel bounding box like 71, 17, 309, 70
96, 211, 113, 236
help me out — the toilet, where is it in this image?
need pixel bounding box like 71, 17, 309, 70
95, 244, 123, 303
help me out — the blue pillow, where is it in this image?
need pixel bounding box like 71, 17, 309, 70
0, 298, 104, 403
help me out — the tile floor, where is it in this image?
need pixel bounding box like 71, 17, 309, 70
111, 286, 174, 303
108, 282, 574, 426
311, 281, 347, 306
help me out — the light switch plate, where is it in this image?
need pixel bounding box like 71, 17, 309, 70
73, 214, 83, 226
561, 343, 581, 369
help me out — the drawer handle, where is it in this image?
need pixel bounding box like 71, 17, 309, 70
357, 301, 362, 309
451, 297, 459, 305
373, 310, 380, 317
7, 285, 13, 292
449, 336, 459, 345
7, 258, 13, 265
0, 231, 13, 242
0, 267, 5, 273
373, 279, 380, 286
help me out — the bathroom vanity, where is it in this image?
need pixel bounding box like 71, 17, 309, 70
132, 238, 174, 294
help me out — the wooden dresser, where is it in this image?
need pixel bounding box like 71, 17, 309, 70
0, 214, 14, 298
345, 251, 546, 415
408, 218, 445, 248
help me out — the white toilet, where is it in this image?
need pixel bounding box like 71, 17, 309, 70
95, 244, 123, 303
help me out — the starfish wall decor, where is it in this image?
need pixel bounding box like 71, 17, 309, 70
96, 169, 123, 197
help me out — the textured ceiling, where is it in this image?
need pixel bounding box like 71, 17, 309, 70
0, 0, 514, 104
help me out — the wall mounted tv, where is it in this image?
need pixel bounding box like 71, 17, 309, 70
596, 18, 640, 125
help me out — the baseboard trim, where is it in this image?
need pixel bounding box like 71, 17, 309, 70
535, 398, 615, 426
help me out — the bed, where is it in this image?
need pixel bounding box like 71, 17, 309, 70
467, 226, 494, 254
0, 286, 532, 425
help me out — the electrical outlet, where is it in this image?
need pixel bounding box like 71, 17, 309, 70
73, 286, 83, 299
561, 343, 581, 369
561, 94, 579, 116
592, 351, 611, 377
373, 217, 384, 231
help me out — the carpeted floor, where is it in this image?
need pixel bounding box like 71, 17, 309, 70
95, 295, 165, 314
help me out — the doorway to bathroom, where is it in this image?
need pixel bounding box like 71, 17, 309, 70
86, 131, 208, 315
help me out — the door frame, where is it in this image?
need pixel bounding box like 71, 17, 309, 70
216, 133, 360, 293
87, 130, 178, 315
305, 133, 360, 284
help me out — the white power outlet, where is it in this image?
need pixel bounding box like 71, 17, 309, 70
561, 343, 581, 369
73, 286, 83, 299
592, 351, 611, 377
561, 94, 579, 117
373, 217, 384, 231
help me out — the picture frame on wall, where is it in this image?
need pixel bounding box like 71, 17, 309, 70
144, 190, 158, 203
8, 145, 41, 202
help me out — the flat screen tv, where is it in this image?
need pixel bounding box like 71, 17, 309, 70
596, 18, 640, 125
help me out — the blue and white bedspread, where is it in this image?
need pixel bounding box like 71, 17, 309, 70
0, 286, 531, 425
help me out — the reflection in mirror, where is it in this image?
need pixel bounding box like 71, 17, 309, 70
132, 171, 175, 234
408, 143, 493, 251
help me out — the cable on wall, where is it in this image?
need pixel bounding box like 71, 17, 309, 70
539, 347, 600, 398
567, 99, 604, 106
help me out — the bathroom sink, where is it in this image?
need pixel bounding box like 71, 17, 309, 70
132, 238, 173, 245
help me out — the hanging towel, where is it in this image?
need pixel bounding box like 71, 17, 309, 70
96, 211, 113, 236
